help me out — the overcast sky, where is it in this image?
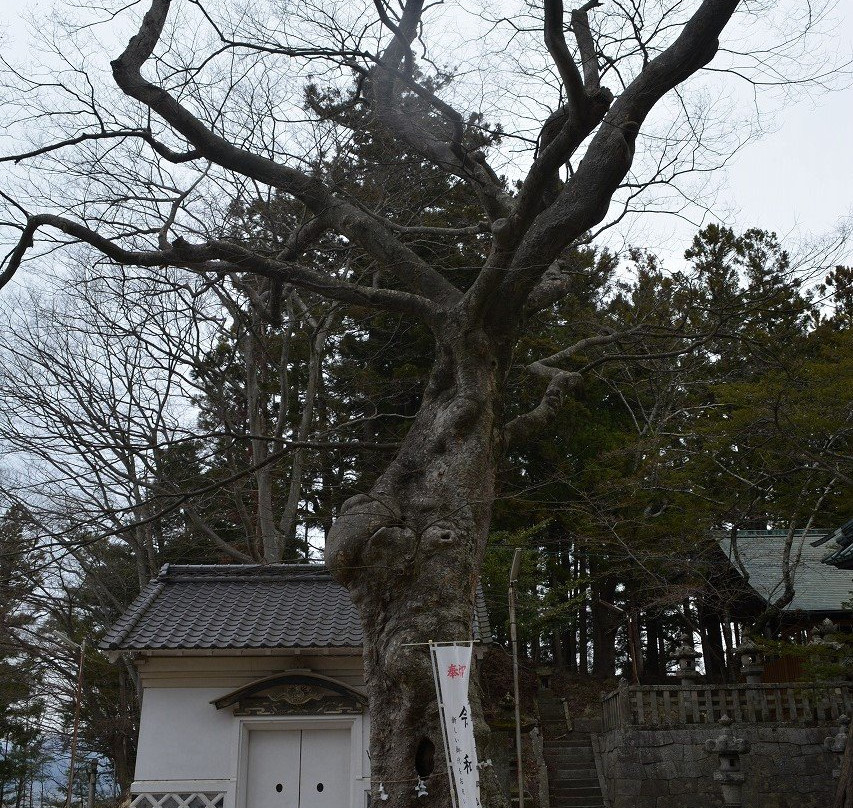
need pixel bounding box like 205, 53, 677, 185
1, 1, 851, 266
720, 8, 853, 252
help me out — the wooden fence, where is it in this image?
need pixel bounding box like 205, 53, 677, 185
601, 681, 853, 732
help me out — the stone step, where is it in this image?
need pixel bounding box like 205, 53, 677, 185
540, 725, 581, 735
544, 744, 594, 751
542, 725, 590, 733
548, 765, 598, 783
547, 759, 597, 770
547, 758, 595, 771
538, 691, 604, 808
543, 743, 592, 760
538, 708, 600, 727
545, 749, 594, 763
552, 784, 602, 795
550, 777, 600, 789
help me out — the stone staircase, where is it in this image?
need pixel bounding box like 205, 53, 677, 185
538, 695, 605, 808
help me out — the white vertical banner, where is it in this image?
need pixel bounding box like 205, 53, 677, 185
431, 643, 482, 808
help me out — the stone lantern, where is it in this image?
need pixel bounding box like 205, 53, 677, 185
705, 715, 750, 807
824, 714, 850, 780
672, 632, 702, 686
811, 617, 838, 645
735, 638, 764, 685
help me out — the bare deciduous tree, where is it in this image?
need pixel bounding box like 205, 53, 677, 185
0, 1, 842, 805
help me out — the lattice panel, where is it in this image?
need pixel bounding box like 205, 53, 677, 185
130, 793, 225, 808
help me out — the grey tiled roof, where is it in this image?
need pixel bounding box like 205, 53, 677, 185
816, 519, 853, 569
101, 564, 492, 651
716, 530, 853, 613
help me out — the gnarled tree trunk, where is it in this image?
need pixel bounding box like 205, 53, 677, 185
327, 323, 505, 808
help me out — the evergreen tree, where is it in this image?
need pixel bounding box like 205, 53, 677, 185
0, 506, 47, 807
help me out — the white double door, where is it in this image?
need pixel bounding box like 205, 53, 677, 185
247, 727, 351, 808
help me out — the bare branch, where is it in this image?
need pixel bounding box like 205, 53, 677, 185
182, 504, 255, 563
571, 1, 603, 91
109, 0, 460, 306
532, 329, 638, 372
544, 0, 586, 106
524, 258, 577, 312
0, 214, 441, 320
0, 129, 202, 165
497, 0, 740, 314
366, 1, 511, 220
503, 369, 582, 446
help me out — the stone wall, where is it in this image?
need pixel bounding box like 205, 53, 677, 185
487, 725, 548, 808
596, 724, 838, 808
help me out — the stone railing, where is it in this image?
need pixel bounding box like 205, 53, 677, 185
601, 679, 853, 732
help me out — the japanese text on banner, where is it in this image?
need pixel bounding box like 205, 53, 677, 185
431, 643, 481, 808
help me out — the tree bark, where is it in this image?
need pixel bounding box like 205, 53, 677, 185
698, 602, 728, 683
627, 607, 644, 684
243, 315, 280, 562
578, 553, 589, 675
643, 613, 662, 683
279, 312, 330, 557
591, 575, 620, 679
553, 626, 565, 669
326, 323, 504, 808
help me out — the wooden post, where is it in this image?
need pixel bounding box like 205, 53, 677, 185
509, 548, 524, 808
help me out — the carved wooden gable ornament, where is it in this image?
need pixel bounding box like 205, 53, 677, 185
212, 672, 366, 717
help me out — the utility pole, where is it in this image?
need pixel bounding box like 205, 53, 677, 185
509, 547, 524, 808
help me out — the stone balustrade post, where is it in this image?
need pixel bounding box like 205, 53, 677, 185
705, 715, 750, 807
529, 725, 550, 808
824, 714, 850, 780
617, 677, 632, 727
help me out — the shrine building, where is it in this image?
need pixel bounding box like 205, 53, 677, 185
100, 564, 491, 808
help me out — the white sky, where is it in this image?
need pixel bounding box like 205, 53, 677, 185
1, 0, 851, 265
720, 6, 853, 251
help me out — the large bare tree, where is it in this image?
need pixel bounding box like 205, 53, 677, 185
0, 0, 841, 805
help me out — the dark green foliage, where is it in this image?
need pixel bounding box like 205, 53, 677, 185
0, 506, 48, 805
480, 226, 852, 675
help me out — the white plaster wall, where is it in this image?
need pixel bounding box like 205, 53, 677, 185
132, 654, 371, 807
135, 687, 236, 781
